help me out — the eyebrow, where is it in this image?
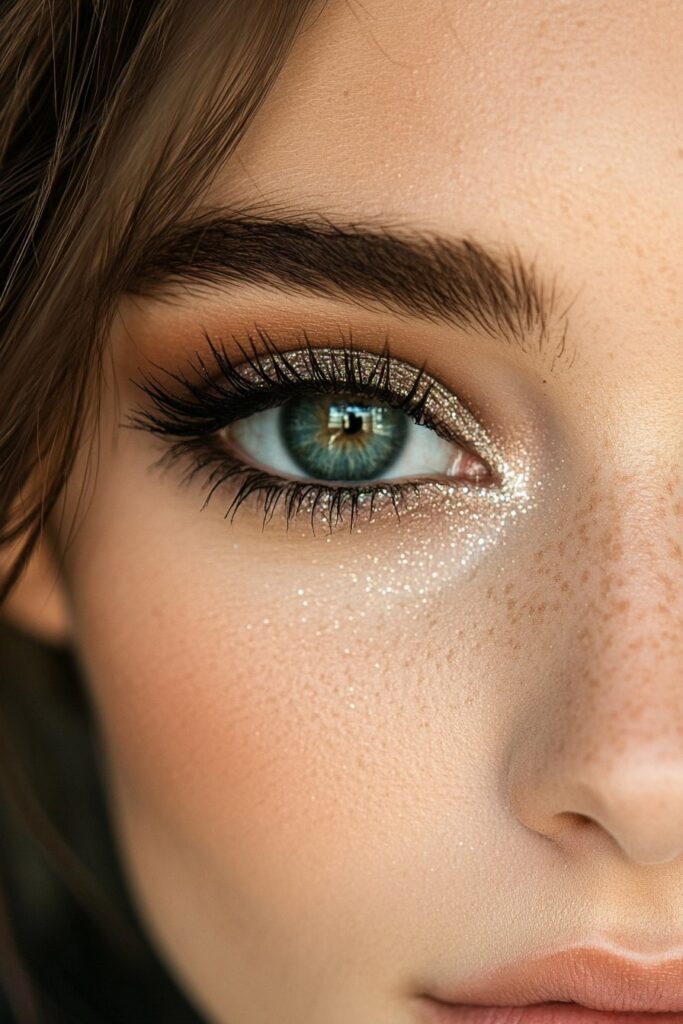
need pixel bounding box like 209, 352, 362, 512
126, 214, 574, 364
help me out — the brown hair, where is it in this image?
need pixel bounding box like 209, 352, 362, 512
0, 1, 316, 1018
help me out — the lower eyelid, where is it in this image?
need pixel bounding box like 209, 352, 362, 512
142, 415, 510, 535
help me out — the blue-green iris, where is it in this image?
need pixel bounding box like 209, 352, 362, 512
280, 395, 408, 481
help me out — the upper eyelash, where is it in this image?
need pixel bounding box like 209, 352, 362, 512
125, 326, 493, 531
127, 326, 440, 440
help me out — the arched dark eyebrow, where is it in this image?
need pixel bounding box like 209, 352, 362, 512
126, 215, 573, 364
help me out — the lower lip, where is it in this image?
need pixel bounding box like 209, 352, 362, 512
421, 1001, 683, 1024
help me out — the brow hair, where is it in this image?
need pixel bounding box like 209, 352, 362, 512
126, 214, 576, 366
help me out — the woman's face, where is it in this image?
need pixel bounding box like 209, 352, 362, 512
53, 1, 682, 1022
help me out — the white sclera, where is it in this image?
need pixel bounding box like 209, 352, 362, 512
225, 404, 467, 483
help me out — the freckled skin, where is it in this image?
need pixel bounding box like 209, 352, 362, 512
38, 1, 683, 1022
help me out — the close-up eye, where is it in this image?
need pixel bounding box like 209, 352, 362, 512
127, 336, 499, 528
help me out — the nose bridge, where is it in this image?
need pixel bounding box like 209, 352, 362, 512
578, 463, 682, 698
506, 460, 683, 867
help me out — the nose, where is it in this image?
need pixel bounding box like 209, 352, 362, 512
505, 471, 683, 868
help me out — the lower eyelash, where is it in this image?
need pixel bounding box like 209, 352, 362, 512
155, 434, 422, 531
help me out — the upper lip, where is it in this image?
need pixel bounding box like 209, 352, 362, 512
428, 946, 683, 1013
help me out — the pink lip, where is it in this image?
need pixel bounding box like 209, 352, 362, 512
422, 1004, 683, 1024
423, 947, 683, 1017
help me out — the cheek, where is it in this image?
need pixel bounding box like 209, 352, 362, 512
67, 462, 489, 848
60, 432, 559, 992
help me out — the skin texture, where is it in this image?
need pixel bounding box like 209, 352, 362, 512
9, 1, 683, 1021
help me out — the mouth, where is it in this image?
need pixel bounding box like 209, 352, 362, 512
419, 945, 683, 1024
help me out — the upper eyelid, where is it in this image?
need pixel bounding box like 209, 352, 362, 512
230, 345, 485, 449
130, 329, 469, 431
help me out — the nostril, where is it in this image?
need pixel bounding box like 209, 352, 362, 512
569, 812, 594, 829
545, 811, 599, 845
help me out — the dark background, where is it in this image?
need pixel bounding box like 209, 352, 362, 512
0, 619, 203, 1023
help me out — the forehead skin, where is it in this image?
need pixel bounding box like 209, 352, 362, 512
213, 0, 682, 370
61, 2, 683, 1023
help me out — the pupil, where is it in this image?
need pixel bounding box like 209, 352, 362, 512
342, 409, 364, 435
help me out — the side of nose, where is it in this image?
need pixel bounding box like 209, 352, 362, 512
507, 706, 683, 866
505, 472, 683, 868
